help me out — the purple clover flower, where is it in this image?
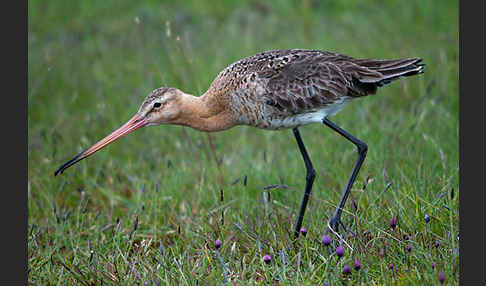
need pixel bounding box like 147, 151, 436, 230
263, 254, 271, 264
335, 245, 344, 258
322, 234, 331, 246
343, 264, 351, 275
215, 237, 221, 249
425, 213, 430, 223
438, 272, 445, 284
390, 217, 397, 229
354, 259, 361, 271
407, 245, 412, 253
300, 226, 307, 237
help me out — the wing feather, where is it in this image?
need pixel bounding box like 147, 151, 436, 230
208, 49, 423, 117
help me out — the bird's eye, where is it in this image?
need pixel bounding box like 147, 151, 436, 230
153, 102, 162, 108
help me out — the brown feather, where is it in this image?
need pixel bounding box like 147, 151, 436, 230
204, 49, 423, 126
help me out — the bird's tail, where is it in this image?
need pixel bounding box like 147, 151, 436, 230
354, 57, 424, 87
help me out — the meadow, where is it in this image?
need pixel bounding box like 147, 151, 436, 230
28, 0, 459, 284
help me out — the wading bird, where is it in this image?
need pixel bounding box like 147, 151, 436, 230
55, 49, 423, 238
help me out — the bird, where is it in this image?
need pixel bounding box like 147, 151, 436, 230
54, 49, 424, 238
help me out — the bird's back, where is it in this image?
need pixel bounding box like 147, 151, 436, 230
206, 49, 423, 130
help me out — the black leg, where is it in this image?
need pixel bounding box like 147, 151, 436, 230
292, 128, 316, 239
322, 117, 367, 233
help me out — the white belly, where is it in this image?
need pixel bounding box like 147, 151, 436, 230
265, 97, 350, 130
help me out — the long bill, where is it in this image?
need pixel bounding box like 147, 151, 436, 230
54, 114, 148, 176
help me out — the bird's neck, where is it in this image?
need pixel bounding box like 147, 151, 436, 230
175, 92, 235, 132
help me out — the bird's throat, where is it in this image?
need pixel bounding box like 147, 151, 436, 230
175, 93, 235, 132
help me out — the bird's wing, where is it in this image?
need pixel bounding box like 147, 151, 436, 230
208, 49, 423, 115
256, 50, 386, 114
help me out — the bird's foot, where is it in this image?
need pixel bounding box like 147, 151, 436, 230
326, 214, 355, 237
327, 215, 342, 233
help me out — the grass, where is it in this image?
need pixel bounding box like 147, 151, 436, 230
28, 0, 459, 284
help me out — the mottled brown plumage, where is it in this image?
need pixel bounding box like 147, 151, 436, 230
203, 49, 423, 130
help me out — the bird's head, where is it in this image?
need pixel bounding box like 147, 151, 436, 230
54, 86, 186, 175
138, 87, 185, 126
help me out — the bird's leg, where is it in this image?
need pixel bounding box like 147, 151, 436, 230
292, 128, 316, 239
322, 117, 367, 234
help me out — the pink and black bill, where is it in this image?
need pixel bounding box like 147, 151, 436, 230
54, 114, 148, 176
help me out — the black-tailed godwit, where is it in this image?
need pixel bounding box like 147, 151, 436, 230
55, 49, 424, 238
